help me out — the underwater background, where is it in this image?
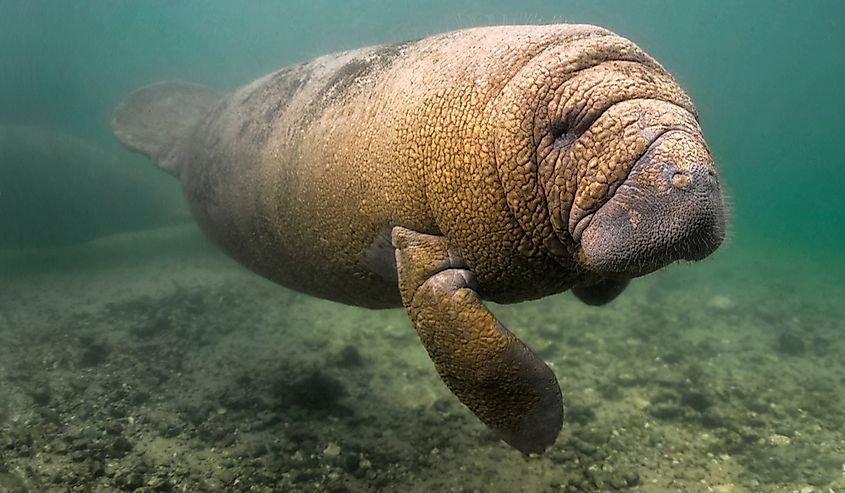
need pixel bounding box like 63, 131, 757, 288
1, 1, 843, 492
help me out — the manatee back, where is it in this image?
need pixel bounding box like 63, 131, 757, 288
110, 26, 611, 307
110, 25, 681, 308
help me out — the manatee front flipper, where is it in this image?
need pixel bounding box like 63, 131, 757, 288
572, 278, 630, 306
392, 226, 563, 454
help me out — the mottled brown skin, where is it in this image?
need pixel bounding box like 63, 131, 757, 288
113, 24, 727, 454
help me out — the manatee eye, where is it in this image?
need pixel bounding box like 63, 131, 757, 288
550, 121, 567, 139
671, 172, 691, 190
550, 120, 575, 148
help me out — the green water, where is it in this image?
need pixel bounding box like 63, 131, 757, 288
1, 2, 843, 492
3, 1, 843, 251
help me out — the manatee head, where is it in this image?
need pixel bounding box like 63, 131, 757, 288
493, 28, 726, 279
573, 120, 726, 277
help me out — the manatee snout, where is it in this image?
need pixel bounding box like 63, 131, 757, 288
578, 129, 726, 276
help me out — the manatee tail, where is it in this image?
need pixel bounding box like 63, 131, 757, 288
112, 81, 221, 177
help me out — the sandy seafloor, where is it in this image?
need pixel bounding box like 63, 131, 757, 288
0, 225, 843, 493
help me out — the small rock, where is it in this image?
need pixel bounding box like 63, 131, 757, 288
648, 404, 686, 420
104, 421, 123, 435
109, 436, 133, 457
589, 470, 608, 489
573, 439, 597, 456
70, 450, 88, 463
216, 468, 235, 484
323, 442, 341, 458
88, 460, 105, 478
768, 433, 791, 446
608, 472, 628, 489
148, 476, 173, 492
121, 472, 144, 489
548, 448, 576, 464
623, 470, 640, 487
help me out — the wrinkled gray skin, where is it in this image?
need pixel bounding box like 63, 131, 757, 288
112, 24, 727, 455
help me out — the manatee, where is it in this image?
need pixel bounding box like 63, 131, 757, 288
112, 24, 727, 454
0, 125, 188, 249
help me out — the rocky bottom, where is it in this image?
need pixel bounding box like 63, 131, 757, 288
1, 226, 843, 492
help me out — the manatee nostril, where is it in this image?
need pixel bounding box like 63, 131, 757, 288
692, 165, 720, 191
671, 172, 690, 190
706, 169, 719, 186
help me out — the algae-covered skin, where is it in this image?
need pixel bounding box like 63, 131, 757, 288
112, 24, 726, 454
